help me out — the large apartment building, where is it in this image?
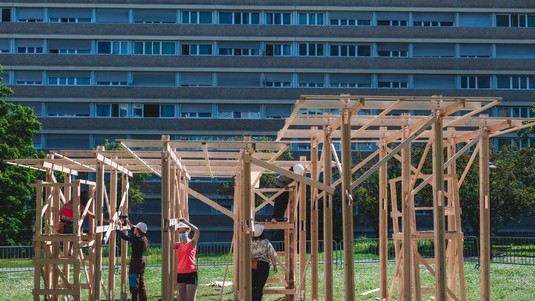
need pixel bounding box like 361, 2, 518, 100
1, 1, 534, 242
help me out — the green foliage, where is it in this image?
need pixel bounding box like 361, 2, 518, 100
0, 80, 43, 245
353, 141, 535, 238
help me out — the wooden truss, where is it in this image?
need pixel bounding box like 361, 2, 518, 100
7, 94, 533, 301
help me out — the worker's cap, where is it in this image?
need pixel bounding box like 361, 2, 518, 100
134, 222, 148, 234
177, 222, 190, 230
253, 224, 264, 237
292, 164, 305, 176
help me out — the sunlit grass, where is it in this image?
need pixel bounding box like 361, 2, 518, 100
1, 262, 534, 300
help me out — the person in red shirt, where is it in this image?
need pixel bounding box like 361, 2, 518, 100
171, 218, 200, 301
59, 190, 95, 234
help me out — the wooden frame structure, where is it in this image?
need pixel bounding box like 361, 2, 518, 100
275, 94, 533, 301
7, 94, 533, 301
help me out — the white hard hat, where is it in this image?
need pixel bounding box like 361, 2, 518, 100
134, 222, 148, 234
177, 222, 190, 230
292, 164, 305, 176
253, 224, 264, 237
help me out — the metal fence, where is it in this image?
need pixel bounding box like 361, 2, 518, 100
1, 236, 533, 271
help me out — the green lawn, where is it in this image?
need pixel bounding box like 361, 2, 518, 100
1, 262, 534, 300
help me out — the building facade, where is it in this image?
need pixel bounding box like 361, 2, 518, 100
1, 1, 534, 242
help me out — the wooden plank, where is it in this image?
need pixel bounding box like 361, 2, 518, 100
187, 187, 236, 219
33, 288, 80, 295
351, 115, 437, 191
245, 155, 334, 194
341, 106, 355, 301
276, 97, 306, 141
479, 131, 491, 301
263, 288, 296, 295
323, 123, 334, 301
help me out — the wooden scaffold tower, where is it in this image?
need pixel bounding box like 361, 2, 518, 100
7, 94, 533, 301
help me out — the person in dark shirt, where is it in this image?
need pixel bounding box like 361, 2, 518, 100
271, 164, 305, 222
117, 218, 149, 301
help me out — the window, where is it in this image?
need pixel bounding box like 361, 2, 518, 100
95, 72, 128, 86
48, 76, 90, 85
497, 76, 534, 90
378, 82, 407, 88
47, 134, 90, 149
413, 75, 456, 89
496, 44, 535, 58
497, 106, 532, 118
132, 104, 143, 117
16, 8, 44, 23
298, 73, 325, 88
376, 12, 408, 27
377, 43, 408, 57
218, 73, 260, 87
48, 40, 91, 54
17, 47, 43, 54
0, 39, 9, 53
265, 44, 291, 56
377, 75, 408, 88
459, 44, 492, 58
330, 18, 370, 26
218, 104, 260, 119
133, 10, 176, 24
264, 73, 292, 87
413, 44, 455, 58
378, 50, 407, 57
48, 103, 90, 117
460, 76, 491, 89
161, 104, 175, 117
1, 8, 12, 22
182, 11, 212, 24
16, 39, 44, 54
181, 104, 212, 118
180, 72, 213, 87
49, 8, 92, 23
265, 105, 291, 119
95, 9, 129, 23
298, 13, 323, 25
218, 42, 260, 56
330, 74, 371, 88
413, 13, 454, 27
329, 12, 371, 26
134, 41, 175, 55
182, 44, 212, 55
377, 20, 407, 26
330, 44, 371, 57
96, 104, 128, 117
219, 12, 260, 25
50, 17, 91, 23
458, 13, 492, 27
15, 71, 43, 85
219, 47, 260, 56
496, 14, 535, 27
97, 41, 128, 54
131, 72, 175, 86
298, 43, 324, 56
265, 12, 291, 25
20, 102, 43, 116
143, 104, 159, 117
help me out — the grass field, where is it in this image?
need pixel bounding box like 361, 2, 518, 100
1, 262, 534, 300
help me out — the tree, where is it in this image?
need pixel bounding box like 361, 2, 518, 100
452, 145, 534, 237
0, 72, 43, 245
